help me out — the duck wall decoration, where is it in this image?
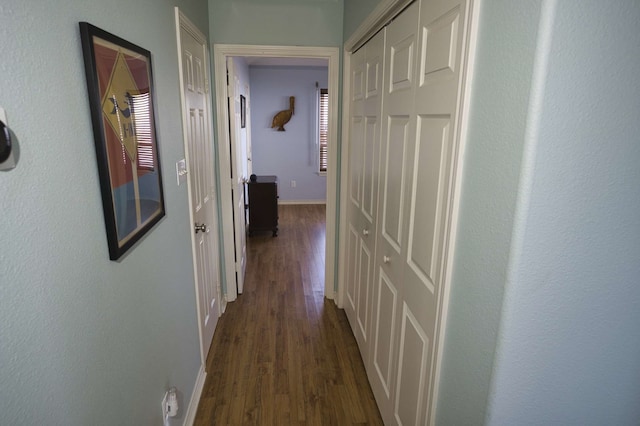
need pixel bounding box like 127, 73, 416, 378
271, 96, 295, 131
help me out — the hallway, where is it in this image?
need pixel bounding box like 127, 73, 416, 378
194, 204, 383, 425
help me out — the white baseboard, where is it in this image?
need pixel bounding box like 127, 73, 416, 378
183, 364, 206, 426
278, 200, 326, 205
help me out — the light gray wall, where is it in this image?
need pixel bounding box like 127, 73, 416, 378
486, 1, 640, 424
249, 66, 328, 202
209, 0, 344, 46
439, 0, 640, 424
435, 0, 544, 423
0, 1, 208, 425
343, 0, 381, 42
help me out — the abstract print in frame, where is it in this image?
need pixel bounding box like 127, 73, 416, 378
79, 22, 165, 261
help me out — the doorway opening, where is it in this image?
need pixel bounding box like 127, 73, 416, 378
213, 45, 340, 303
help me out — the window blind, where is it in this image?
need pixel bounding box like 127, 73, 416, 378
319, 88, 328, 173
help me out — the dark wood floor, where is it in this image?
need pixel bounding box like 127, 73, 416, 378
194, 204, 383, 425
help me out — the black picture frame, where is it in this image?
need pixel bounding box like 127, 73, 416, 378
79, 22, 165, 261
240, 94, 246, 128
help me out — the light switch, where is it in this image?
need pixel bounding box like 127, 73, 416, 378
176, 159, 187, 185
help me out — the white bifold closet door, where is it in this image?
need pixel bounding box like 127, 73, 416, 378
345, 0, 472, 424
344, 28, 386, 362
371, 3, 421, 423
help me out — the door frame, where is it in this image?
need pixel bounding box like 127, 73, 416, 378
213, 44, 340, 301
337, 0, 482, 423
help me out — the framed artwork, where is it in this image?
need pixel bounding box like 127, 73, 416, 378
240, 94, 246, 128
79, 22, 165, 261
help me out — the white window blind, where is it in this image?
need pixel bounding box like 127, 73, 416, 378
132, 91, 155, 171
319, 88, 328, 173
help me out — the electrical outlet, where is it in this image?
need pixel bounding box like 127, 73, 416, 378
291, 180, 296, 188
162, 391, 168, 420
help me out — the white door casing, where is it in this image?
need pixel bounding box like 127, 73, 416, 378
213, 45, 340, 301
175, 9, 221, 365
227, 58, 247, 294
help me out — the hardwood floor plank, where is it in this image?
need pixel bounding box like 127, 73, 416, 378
194, 204, 383, 425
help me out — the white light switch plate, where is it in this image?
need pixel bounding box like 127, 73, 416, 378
176, 159, 187, 185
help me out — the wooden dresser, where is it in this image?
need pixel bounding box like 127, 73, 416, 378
247, 175, 278, 236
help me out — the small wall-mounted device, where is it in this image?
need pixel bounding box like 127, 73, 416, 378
162, 386, 178, 425
0, 107, 17, 171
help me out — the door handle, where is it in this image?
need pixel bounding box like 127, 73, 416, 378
362, 229, 370, 236
195, 223, 208, 233
383, 256, 391, 264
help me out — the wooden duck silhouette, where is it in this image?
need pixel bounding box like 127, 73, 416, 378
271, 96, 295, 131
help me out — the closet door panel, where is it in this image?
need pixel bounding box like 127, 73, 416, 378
389, 35, 416, 93
373, 269, 398, 399
355, 28, 386, 360
345, 29, 386, 359
362, 116, 378, 222
350, 49, 365, 211
366, 48, 382, 99
404, 115, 452, 330
350, 116, 364, 210
405, 0, 469, 422
356, 238, 373, 340
394, 304, 431, 426
345, 45, 365, 334
419, 1, 464, 113
381, 116, 410, 253
362, 31, 385, 223
346, 224, 359, 317
371, 3, 420, 424
346, 111, 363, 336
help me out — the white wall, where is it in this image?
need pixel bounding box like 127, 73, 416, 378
249, 66, 328, 203
0, 1, 208, 424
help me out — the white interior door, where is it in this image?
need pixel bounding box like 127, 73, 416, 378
244, 85, 253, 177
345, 28, 386, 365
176, 10, 220, 365
226, 57, 247, 294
